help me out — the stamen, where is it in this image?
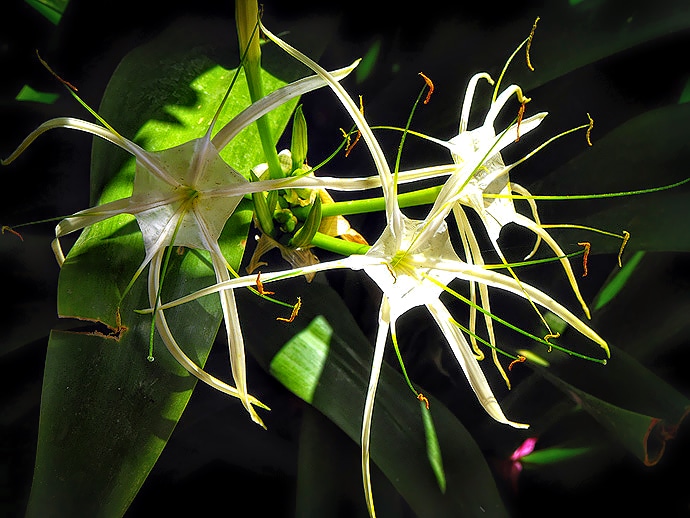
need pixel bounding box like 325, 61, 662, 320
578, 241, 591, 277
508, 355, 526, 371
36, 50, 78, 92
618, 230, 630, 267
544, 331, 560, 353
385, 263, 398, 283
417, 393, 430, 410
418, 72, 435, 105
255, 271, 275, 295
344, 95, 364, 157
339, 127, 351, 149
1, 225, 23, 241
586, 113, 594, 146
515, 102, 527, 142
526, 17, 540, 71
277, 296, 302, 322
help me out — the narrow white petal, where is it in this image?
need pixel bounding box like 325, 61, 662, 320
211, 63, 358, 150
260, 22, 402, 236
361, 297, 391, 518
209, 247, 266, 429
431, 260, 608, 352
147, 249, 268, 408
427, 301, 529, 428
3, 117, 178, 187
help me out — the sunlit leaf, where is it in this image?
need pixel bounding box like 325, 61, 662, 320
15, 85, 59, 104
23, 0, 69, 25
26, 17, 299, 515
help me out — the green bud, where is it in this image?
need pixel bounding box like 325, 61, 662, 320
249, 170, 274, 237
289, 196, 322, 248
290, 104, 308, 171
273, 208, 294, 224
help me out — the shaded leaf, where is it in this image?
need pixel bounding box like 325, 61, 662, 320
532, 103, 690, 254
242, 280, 509, 518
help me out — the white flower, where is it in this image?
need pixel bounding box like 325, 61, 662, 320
2, 56, 358, 429
169, 24, 610, 517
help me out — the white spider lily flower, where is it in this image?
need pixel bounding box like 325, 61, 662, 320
2, 58, 359, 429
407, 69, 597, 386
214, 23, 610, 517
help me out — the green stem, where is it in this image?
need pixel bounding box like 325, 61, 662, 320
309, 232, 370, 256
236, 0, 284, 180
321, 185, 442, 218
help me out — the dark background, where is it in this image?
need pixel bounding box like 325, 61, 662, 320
1, 1, 689, 517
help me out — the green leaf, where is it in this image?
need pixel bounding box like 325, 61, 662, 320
26, 17, 300, 516
15, 85, 59, 104
521, 446, 592, 466
591, 250, 645, 311
23, 0, 68, 25
242, 280, 509, 517
270, 315, 331, 403
420, 401, 446, 494
532, 103, 690, 254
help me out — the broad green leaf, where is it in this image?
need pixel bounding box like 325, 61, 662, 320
270, 315, 331, 403
538, 358, 689, 467
26, 16, 302, 516
242, 280, 509, 517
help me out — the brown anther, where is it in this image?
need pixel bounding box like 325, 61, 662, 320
526, 17, 540, 72
256, 271, 275, 296
2, 225, 23, 242
586, 113, 594, 146
418, 72, 435, 104
508, 355, 527, 371
417, 393, 430, 410
345, 95, 365, 157
385, 263, 398, 283
578, 241, 591, 277
277, 296, 301, 323
36, 50, 78, 92
515, 102, 527, 142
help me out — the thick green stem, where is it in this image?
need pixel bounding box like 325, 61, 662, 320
236, 0, 284, 179
321, 184, 442, 218
310, 232, 370, 256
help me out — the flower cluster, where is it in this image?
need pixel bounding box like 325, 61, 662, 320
3, 14, 611, 518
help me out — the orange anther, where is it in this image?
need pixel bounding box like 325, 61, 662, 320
578, 241, 591, 277
36, 50, 78, 92
345, 95, 365, 157
515, 102, 527, 142
2, 225, 23, 242
255, 271, 275, 295
418, 72, 435, 104
508, 355, 526, 371
543, 332, 560, 353
417, 392, 430, 410
277, 296, 301, 323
